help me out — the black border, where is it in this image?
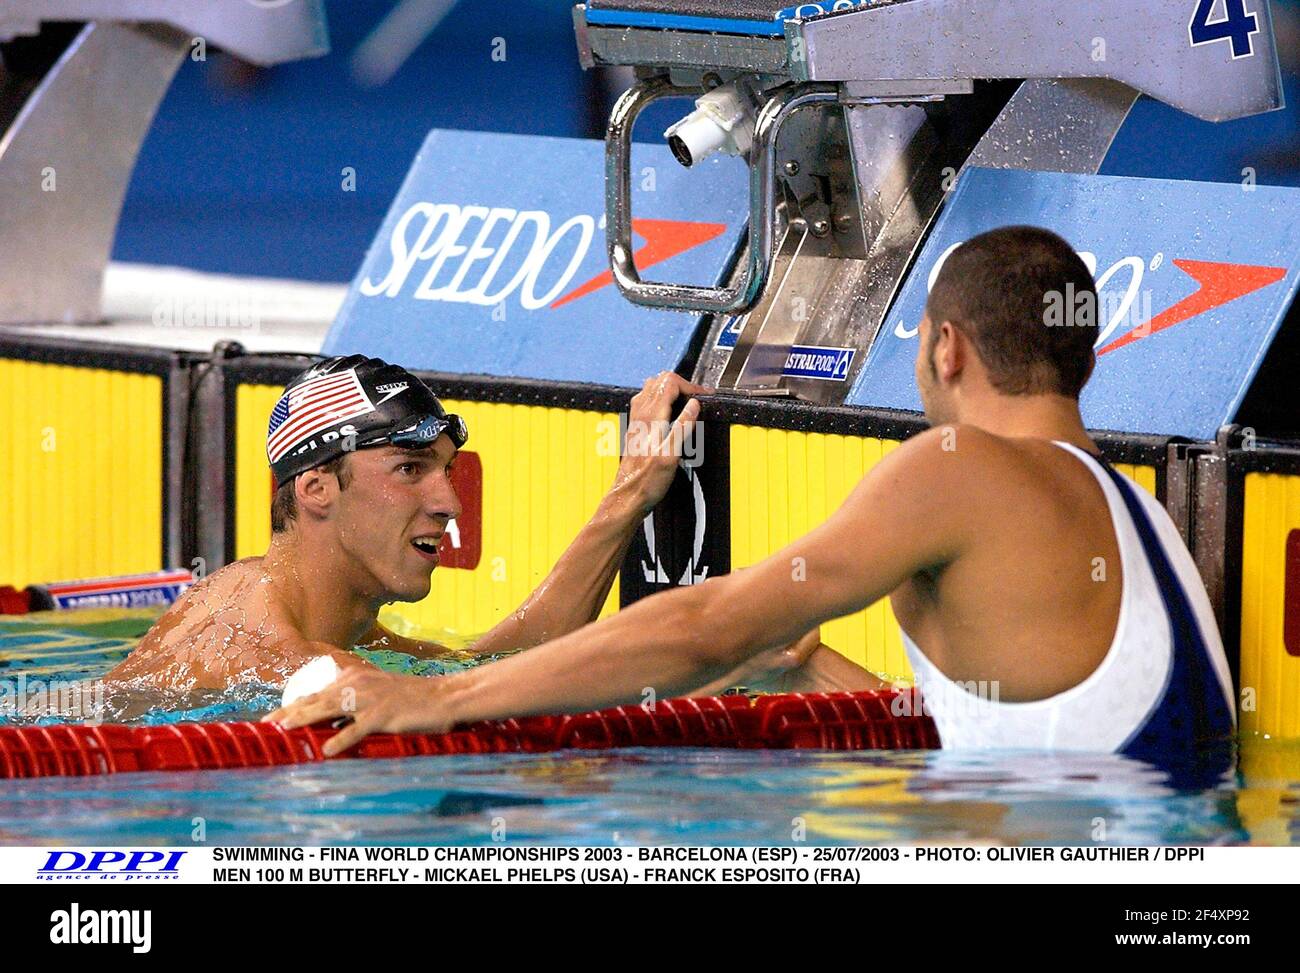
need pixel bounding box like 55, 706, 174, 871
0, 331, 175, 377
702, 395, 1177, 502
1227, 446, 1300, 477
1223, 451, 1247, 692
221, 362, 241, 564
226, 354, 639, 414
701, 396, 929, 441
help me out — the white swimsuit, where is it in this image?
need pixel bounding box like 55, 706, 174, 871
901, 442, 1236, 754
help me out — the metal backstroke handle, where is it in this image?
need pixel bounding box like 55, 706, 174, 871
605, 77, 839, 314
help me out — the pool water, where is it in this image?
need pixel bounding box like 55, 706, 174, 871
2, 608, 1298, 846
0, 606, 481, 724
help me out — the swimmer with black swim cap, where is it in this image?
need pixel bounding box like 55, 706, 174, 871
266, 354, 469, 495
109, 357, 822, 692
274, 227, 1235, 758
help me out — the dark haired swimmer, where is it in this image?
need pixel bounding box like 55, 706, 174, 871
272, 227, 1235, 756
107, 357, 831, 693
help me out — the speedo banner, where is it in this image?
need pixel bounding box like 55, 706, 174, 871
847, 168, 1300, 439
323, 130, 747, 386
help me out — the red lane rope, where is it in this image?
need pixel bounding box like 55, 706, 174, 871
0, 690, 938, 779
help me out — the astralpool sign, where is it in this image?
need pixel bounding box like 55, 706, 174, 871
847, 168, 1300, 440
783, 345, 855, 382
714, 324, 856, 381
323, 130, 748, 387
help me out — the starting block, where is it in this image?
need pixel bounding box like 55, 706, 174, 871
578, 0, 1287, 404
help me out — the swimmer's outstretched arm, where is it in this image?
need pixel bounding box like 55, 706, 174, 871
269, 428, 965, 753
462, 372, 708, 658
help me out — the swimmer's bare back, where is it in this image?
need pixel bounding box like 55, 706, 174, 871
103, 559, 367, 691
885, 428, 1123, 700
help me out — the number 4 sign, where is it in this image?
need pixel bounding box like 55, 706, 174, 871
1189, 0, 1261, 59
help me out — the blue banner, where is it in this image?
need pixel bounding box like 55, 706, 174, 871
323, 130, 747, 387
847, 168, 1300, 439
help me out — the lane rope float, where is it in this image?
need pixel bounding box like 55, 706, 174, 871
0, 690, 938, 779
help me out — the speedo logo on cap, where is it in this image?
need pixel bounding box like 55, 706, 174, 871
374, 381, 409, 405
267, 368, 375, 464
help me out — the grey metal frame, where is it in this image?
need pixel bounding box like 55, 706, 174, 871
0, 23, 189, 325
792, 0, 1284, 123
0, 2, 328, 326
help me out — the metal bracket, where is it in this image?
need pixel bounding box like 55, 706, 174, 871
963, 78, 1140, 178
0, 22, 188, 324
0, 2, 329, 325
606, 77, 838, 314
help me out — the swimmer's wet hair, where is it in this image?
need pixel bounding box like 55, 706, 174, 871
926, 226, 1098, 398
270, 454, 352, 533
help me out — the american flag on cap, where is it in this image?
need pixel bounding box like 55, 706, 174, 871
266, 367, 375, 465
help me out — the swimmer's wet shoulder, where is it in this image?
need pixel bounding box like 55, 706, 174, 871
101, 557, 357, 691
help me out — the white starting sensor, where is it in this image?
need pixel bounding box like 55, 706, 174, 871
664, 82, 756, 167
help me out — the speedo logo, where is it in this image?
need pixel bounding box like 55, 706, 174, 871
360, 203, 727, 310
898, 242, 1287, 354
374, 382, 408, 405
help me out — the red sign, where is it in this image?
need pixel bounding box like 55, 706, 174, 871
1286, 530, 1300, 658
439, 451, 482, 570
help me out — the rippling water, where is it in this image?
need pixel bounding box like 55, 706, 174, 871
1, 607, 1297, 845
0, 606, 481, 724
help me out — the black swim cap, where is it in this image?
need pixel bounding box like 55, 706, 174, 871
266, 355, 467, 485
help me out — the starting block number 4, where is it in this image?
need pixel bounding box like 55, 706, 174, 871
1189, 0, 1261, 59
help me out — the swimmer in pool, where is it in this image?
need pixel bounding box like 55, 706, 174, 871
271, 226, 1236, 756
106, 358, 832, 693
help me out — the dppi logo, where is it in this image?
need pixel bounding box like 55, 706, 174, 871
896, 242, 1286, 355
360, 203, 726, 311
39, 850, 186, 881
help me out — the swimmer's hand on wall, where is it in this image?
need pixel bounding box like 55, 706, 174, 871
612, 371, 712, 515
461, 371, 714, 658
